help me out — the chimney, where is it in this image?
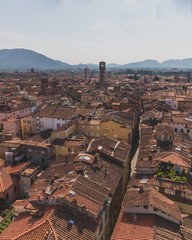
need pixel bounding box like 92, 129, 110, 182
104, 167, 108, 177
94, 153, 99, 164
139, 186, 144, 194
38, 194, 41, 203
148, 155, 152, 161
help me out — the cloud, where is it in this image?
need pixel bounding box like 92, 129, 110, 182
92, 23, 108, 31
0, 31, 24, 40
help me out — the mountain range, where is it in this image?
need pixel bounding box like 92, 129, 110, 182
1, 48, 192, 71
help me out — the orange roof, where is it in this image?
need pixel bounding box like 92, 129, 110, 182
111, 210, 154, 240
0, 171, 19, 192
157, 153, 190, 168
2, 161, 30, 175
0, 205, 56, 240
0, 158, 5, 167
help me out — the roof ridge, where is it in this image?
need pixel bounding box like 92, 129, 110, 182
48, 216, 58, 240
13, 219, 50, 240
14, 206, 57, 239
78, 175, 110, 191
71, 187, 105, 205
74, 180, 107, 198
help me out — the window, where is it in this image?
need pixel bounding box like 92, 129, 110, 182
90, 125, 93, 129
83, 125, 85, 129
6, 193, 9, 200
187, 129, 190, 133
144, 205, 148, 209
161, 135, 164, 141
68, 148, 71, 152
57, 123, 60, 129
153, 207, 158, 212
42, 158, 45, 163
90, 132, 94, 137
96, 133, 100, 137
97, 126, 100, 130
181, 129, 183, 133
175, 128, 177, 132
114, 133, 117, 138
14, 186, 17, 193
59, 147, 61, 151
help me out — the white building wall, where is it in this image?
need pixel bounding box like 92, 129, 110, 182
53, 119, 69, 130
36, 117, 72, 132
165, 100, 178, 110
39, 117, 54, 131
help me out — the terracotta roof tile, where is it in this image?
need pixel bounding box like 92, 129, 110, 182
111, 210, 154, 240
157, 152, 190, 168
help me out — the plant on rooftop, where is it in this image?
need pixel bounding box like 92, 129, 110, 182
0, 208, 13, 234
157, 162, 187, 182
157, 172, 163, 178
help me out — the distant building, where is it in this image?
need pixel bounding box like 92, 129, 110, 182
174, 72, 179, 82
31, 68, 35, 74
41, 78, 48, 95
84, 67, 90, 82
99, 61, 106, 88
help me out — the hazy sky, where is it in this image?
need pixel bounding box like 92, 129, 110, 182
1, 0, 192, 64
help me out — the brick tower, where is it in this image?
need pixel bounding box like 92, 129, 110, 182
99, 61, 106, 88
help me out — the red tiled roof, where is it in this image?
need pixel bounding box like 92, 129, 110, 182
0, 205, 56, 240
2, 162, 30, 175
0, 172, 19, 193
123, 187, 182, 221
111, 210, 154, 240
157, 152, 190, 168
0, 205, 98, 240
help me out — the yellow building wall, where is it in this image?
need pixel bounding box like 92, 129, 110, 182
21, 116, 36, 140
53, 145, 76, 159
51, 123, 76, 143
173, 165, 188, 174
81, 95, 112, 106
77, 120, 132, 143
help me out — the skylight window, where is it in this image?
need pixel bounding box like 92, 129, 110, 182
79, 155, 91, 161
140, 176, 148, 184
69, 190, 75, 197
69, 220, 74, 225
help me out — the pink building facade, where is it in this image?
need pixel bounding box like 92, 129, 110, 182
3, 119, 21, 138
0, 107, 32, 125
